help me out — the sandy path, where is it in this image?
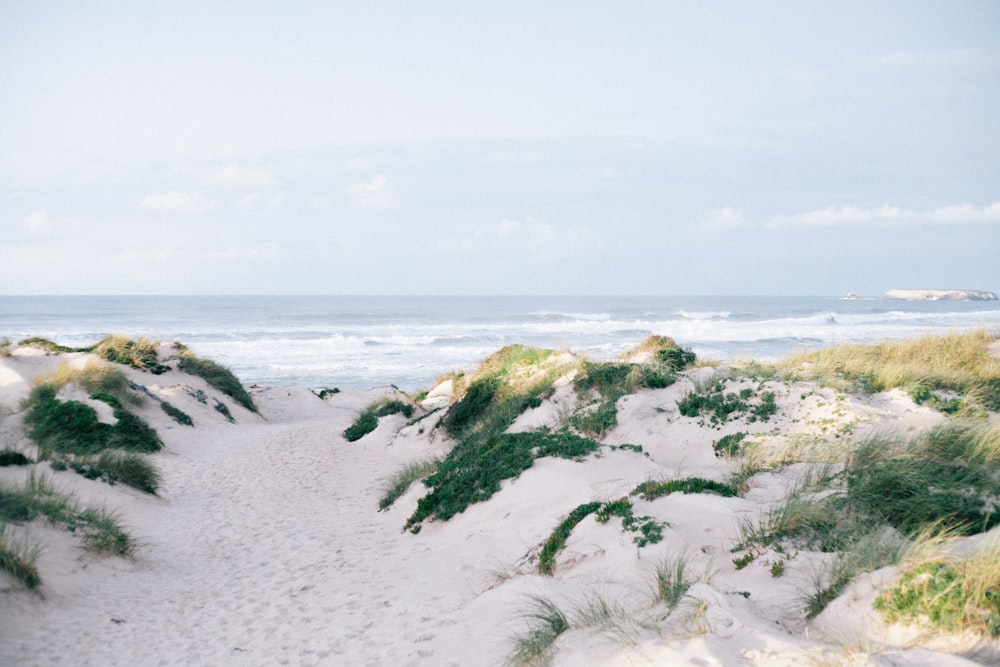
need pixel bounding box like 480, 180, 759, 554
1, 391, 512, 666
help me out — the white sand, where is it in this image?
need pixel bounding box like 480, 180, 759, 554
0, 347, 996, 666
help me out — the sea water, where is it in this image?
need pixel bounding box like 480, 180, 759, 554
2, 295, 999, 392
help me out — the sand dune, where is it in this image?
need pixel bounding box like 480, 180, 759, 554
0, 343, 996, 666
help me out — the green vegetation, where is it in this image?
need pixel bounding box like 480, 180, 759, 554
176, 352, 256, 413
713, 432, 748, 457
17, 337, 85, 354
378, 458, 440, 511
0, 524, 42, 589
782, 329, 1000, 411
632, 477, 737, 500
0, 337, 12, 357
594, 497, 665, 547
160, 399, 194, 426
875, 536, 1000, 637
405, 430, 599, 532
653, 553, 692, 611
93, 336, 170, 374
23, 383, 163, 456
805, 529, 905, 618
539, 502, 602, 575
316, 387, 340, 398
344, 398, 415, 442
53, 451, 160, 494
0, 450, 32, 466
677, 379, 777, 426
506, 596, 569, 667
0, 472, 135, 557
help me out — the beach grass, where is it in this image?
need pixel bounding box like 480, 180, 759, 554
652, 553, 693, 611
781, 329, 1000, 411
538, 502, 602, 575
378, 458, 439, 511
0, 472, 136, 558
0, 524, 42, 590
875, 532, 1000, 637
93, 336, 170, 374
174, 343, 256, 413
506, 596, 570, 667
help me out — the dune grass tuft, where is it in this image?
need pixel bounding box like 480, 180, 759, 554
0, 472, 136, 558
378, 458, 440, 511
875, 533, 1000, 637
781, 329, 1000, 411
539, 502, 602, 575
176, 353, 256, 413
0, 524, 42, 589
506, 596, 570, 667
93, 336, 170, 374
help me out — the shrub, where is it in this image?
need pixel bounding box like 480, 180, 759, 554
177, 355, 256, 413
594, 497, 665, 547
678, 381, 776, 426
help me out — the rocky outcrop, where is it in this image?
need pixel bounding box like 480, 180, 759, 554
884, 289, 998, 301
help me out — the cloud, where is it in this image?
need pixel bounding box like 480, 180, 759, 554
346, 174, 394, 209
23, 210, 48, 235
139, 191, 213, 214
700, 202, 1000, 230
699, 207, 747, 230
209, 163, 276, 189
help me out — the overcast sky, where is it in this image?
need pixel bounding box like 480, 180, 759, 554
2, 1, 998, 295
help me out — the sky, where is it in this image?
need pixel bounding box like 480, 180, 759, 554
1, 1, 998, 296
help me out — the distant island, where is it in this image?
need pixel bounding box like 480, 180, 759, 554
884, 289, 998, 301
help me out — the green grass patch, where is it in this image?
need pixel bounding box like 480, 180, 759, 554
17, 337, 86, 354
539, 502, 602, 575
23, 383, 163, 456
714, 431, 748, 457
677, 379, 777, 426
61, 451, 160, 494
632, 477, 737, 500
594, 497, 665, 547
653, 553, 692, 611
345, 398, 416, 442
404, 430, 599, 532
177, 354, 256, 413
160, 400, 194, 426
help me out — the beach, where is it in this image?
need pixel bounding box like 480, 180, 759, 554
1, 336, 998, 666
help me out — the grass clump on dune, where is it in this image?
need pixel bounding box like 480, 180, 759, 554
875, 534, 1000, 637
539, 502, 602, 575
782, 329, 1000, 411
54, 451, 161, 495
378, 458, 439, 511
506, 596, 569, 667
0, 472, 135, 558
0, 524, 42, 589
632, 477, 738, 500
93, 336, 170, 374
344, 398, 415, 442
174, 343, 256, 413
404, 430, 599, 532
571, 336, 695, 438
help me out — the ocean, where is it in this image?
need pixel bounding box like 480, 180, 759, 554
2, 295, 999, 392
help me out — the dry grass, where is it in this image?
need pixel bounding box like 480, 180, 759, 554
780, 330, 1000, 410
